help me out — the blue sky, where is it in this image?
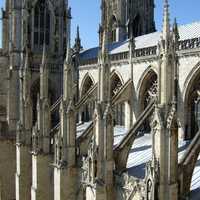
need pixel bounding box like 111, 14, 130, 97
0, 0, 199, 48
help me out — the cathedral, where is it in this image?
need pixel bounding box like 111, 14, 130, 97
0, 0, 199, 199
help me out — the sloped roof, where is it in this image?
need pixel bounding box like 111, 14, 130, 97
80, 21, 200, 60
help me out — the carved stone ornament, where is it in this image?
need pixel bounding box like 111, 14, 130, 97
166, 102, 177, 129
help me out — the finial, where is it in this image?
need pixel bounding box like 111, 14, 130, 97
74, 25, 82, 53
173, 18, 179, 42
101, 1, 109, 57
162, 0, 170, 41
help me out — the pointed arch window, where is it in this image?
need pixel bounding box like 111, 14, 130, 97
34, 0, 51, 50
110, 16, 117, 42
191, 94, 200, 136
195, 98, 200, 130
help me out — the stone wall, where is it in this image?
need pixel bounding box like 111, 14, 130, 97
0, 139, 16, 200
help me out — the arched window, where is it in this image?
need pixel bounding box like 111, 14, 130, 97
189, 91, 200, 138
111, 73, 125, 126
195, 97, 200, 132
81, 75, 95, 123
34, 0, 51, 50
139, 71, 158, 132
185, 73, 200, 139
110, 16, 117, 42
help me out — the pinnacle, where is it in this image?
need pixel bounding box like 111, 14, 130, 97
162, 0, 170, 41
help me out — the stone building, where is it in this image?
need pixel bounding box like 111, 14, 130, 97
0, 0, 199, 199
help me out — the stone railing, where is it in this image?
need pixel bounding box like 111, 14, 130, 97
134, 46, 157, 58
80, 37, 200, 66
177, 37, 200, 50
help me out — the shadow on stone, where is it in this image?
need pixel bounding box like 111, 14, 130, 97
190, 187, 200, 200
129, 145, 151, 153
128, 163, 146, 179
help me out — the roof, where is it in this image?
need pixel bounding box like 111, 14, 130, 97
80, 21, 200, 60
77, 123, 200, 197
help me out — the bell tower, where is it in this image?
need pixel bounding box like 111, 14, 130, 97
100, 0, 156, 44
127, 0, 156, 38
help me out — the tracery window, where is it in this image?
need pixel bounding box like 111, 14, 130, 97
141, 73, 158, 132
34, 0, 51, 50
190, 91, 200, 138
81, 75, 95, 123
111, 73, 125, 126
145, 79, 158, 105
195, 97, 200, 131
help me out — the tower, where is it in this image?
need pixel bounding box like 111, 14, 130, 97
4, 0, 68, 133
127, 0, 156, 38
100, 0, 156, 44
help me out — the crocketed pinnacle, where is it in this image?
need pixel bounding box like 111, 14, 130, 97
162, 0, 170, 41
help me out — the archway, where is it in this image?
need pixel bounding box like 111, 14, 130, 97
80, 74, 95, 123
138, 70, 157, 132
184, 70, 200, 139
111, 72, 125, 126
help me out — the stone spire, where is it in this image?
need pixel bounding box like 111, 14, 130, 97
98, 2, 111, 104
162, 0, 170, 44
92, 3, 114, 198
172, 18, 180, 44
151, 2, 179, 200
101, 1, 110, 53
74, 26, 82, 53
62, 4, 76, 165
158, 0, 174, 105
63, 7, 74, 103
66, 7, 72, 59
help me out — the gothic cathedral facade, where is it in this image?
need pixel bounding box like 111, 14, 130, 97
0, 0, 199, 200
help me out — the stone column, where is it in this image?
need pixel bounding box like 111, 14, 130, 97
15, 122, 32, 200
7, 0, 22, 133
53, 100, 78, 200
31, 126, 53, 200
53, 162, 77, 200
168, 113, 178, 200
103, 104, 114, 200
